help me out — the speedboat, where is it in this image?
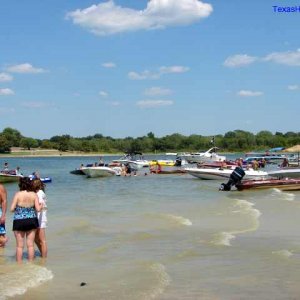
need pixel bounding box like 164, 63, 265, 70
235, 178, 300, 191
267, 167, 300, 179
180, 147, 226, 164
81, 166, 119, 178
0, 173, 22, 183
112, 152, 149, 170
185, 166, 270, 180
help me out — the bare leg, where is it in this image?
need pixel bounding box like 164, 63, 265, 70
14, 231, 25, 263
35, 228, 47, 258
26, 230, 36, 262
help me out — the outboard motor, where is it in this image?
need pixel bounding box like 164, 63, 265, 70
219, 167, 245, 191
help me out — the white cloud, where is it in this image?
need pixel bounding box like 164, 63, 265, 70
144, 87, 172, 96
128, 70, 159, 80
99, 91, 108, 97
102, 62, 116, 68
237, 90, 263, 97
288, 85, 299, 90
159, 66, 190, 74
0, 88, 14, 96
136, 99, 174, 108
6, 63, 46, 74
0, 73, 13, 82
223, 54, 257, 68
264, 50, 300, 66
66, 0, 213, 36
129, 65, 189, 80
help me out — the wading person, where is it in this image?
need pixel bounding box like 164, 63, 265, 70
10, 177, 42, 263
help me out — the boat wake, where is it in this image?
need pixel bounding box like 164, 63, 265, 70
272, 188, 295, 201
212, 199, 261, 246
0, 264, 53, 300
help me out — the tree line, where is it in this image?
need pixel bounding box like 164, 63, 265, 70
0, 127, 299, 154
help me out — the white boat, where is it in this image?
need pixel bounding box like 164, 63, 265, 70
112, 152, 149, 170
267, 167, 300, 179
0, 173, 23, 183
180, 147, 226, 164
185, 167, 270, 180
81, 166, 119, 178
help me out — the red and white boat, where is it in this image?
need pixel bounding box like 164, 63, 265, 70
235, 178, 300, 191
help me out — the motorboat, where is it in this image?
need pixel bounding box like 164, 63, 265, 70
267, 167, 300, 179
185, 166, 270, 180
180, 147, 226, 164
0, 173, 22, 183
112, 152, 149, 170
235, 178, 300, 191
81, 166, 120, 178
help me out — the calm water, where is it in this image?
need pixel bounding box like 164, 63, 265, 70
1, 155, 300, 300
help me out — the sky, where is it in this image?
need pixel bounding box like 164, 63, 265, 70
0, 0, 299, 139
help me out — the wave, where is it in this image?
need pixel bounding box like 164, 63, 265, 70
56, 219, 103, 236
272, 249, 293, 258
272, 188, 295, 201
159, 213, 192, 226
146, 263, 171, 299
0, 264, 53, 300
212, 199, 261, 246
213, 232, 236, 246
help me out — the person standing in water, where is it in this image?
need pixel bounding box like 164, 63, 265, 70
32, 179, 48, 258
10, 177, 42, 263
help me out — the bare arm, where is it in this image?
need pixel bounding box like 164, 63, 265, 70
10, 192, 19, 213
34, 193, 42, 212
0, 185, 7, 224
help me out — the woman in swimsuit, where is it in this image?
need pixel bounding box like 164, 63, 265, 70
10, 177, 42, 263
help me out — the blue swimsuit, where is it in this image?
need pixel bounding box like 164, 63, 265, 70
13, 205, 39, 231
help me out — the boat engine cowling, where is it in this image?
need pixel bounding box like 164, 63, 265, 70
219, 167, 246, 191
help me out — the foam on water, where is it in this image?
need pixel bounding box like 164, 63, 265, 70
272, 249, 293, 258
160, 214, 192, 226
212, 199, 261, 246
272, 188, 295, 201
147, 263, 171, 299
0, 264, 53, 299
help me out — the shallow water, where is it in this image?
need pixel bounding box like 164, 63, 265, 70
1, 155, 300, 299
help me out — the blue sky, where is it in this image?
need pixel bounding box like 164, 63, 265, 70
0, 0, 299, 139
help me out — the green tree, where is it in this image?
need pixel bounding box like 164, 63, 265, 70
20, 137, 39, 150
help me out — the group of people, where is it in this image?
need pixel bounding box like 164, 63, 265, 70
0, 177, 48, 263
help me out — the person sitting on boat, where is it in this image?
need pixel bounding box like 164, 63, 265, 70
15, 166, 22, 176
280, 158, 289, 168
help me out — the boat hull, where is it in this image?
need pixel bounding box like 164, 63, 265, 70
267, 167, 300, 179
81, 167, 116, 178
185, 167, 269, 180
0, 173, 22, 183
236, 178, 300, 191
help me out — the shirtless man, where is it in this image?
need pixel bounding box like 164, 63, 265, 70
0, 184, 8, 247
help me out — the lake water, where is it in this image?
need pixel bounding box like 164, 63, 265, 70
1, 155, 300, 300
